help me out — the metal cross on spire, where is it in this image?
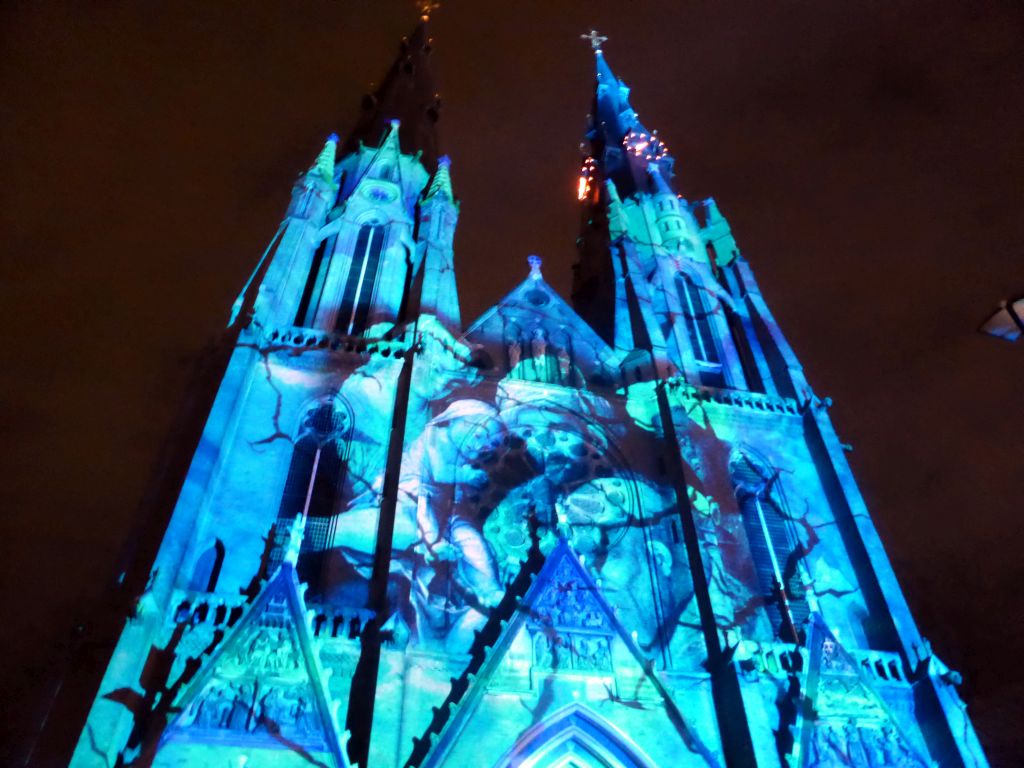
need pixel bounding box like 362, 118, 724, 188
581, 29, 608, 53
418, 0, 441, 21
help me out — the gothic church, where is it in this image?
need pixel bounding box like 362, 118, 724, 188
48, 15, 989, 768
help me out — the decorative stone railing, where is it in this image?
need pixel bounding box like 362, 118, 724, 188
262, 326, 413, 359
665, 378, 801, 415
167, 590, 372, 644
305, 603, 375, 641
740, 640, 909, 685
169, 591, 251, 629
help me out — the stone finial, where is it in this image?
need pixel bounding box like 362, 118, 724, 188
528, 254, 542, 278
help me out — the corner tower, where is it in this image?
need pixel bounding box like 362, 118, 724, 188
265, 19, 460, 338
573, 36, 797, 398
55, 15, 469, 768
567, 31, 991, 768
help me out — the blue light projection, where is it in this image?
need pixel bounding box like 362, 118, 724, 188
66, 22, 989, 768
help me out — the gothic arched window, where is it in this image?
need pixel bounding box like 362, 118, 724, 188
272, 401, 351, 591
729, 451, 809, 642
188, 539, 225, 593
337, 223, 386, 335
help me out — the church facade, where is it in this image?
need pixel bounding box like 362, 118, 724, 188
59, 18, 988, 768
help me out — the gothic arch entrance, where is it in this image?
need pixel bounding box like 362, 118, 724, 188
493, 705, 656, 768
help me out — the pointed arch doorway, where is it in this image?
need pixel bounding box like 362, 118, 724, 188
492, 705, 657, 768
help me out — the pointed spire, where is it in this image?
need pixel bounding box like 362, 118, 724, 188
311, 133, 338, 183
381, 118, 402, 156
358, 119, 404, 184
424, 154, 454, 201
582, 35, 668, 199
341, 19, 442, 169
587, 36, 639, 148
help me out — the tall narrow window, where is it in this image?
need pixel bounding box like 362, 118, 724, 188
337, 224, 385, 335
676, 274, 725, 387
730, 452, 809, 641
294, 236, 332, 328
676, 275, 720, 365
724, 305, 764, 393
272, 402, 350, 592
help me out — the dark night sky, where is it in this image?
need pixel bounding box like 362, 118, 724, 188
1, 0, 1022, 761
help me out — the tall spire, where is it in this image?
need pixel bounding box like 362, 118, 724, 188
574, 33, 682, 350
583, 36, 675, 198
341, 18, 442, 169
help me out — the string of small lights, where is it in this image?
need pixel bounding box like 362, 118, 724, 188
623, 128, 669, 161
577, 156, 597, 200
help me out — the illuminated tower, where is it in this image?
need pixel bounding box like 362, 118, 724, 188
40, 18, 989, 768
60, 17, 467, 768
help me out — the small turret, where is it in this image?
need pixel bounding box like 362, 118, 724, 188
285, 134, 340, 222
424, 153, 454, 203
583, 34, 675, 199
312, 133, 339, 183
647, 163, 688, 251
418, 155, 461, 331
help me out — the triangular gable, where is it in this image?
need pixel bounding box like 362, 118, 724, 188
411, 539, 720, 768
158, 563, 349, 767
798, 614, 931, 767
462, 265, 621, 386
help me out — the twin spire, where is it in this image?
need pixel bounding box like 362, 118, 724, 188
326, 17, 670, 189
325, 20, 673, 209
